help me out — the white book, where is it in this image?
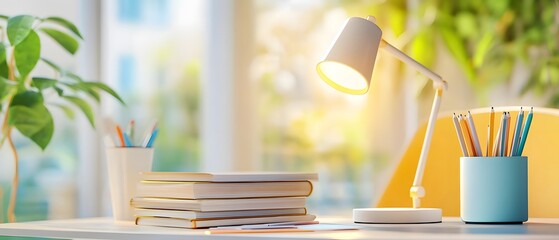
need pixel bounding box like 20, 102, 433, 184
130, 197, 307, 212
139, 172, 318, 182
136, 214, 316, 229
136, 181, 313, 199
134, 208, 307, 220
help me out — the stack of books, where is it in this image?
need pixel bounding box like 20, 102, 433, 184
132, 172, 318, 229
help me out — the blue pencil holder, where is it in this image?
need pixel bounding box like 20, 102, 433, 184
460, 156, 528, 224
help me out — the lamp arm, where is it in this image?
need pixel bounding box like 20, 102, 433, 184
380, 39, 447, 208
409, 89, 442, 208
380, 40, 448, 90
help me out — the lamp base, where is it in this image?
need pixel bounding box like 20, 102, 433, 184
353, 208, 442, 224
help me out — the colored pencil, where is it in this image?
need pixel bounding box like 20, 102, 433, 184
115, 125, 126, 147
510, 108, 524, 156
141, 121, 158, 147
452, 113, 469, 156
492, 126, 502, 157
504, 112, 512, 156
499, 112, 507, 157
127, 120, 136, 142
466, 111, 482, 156
146, 128, 159, 148
459, 114, 475, 157
517, 107, 534, 156
488, 107, 495, 156
123, 132, 133, 147
452, 107, 534, 158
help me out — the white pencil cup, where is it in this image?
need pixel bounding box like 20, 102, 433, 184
106, 148, 154, 222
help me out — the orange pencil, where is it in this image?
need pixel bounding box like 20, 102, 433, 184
486, 124, 490, 157
487, 107, 495, 156
115, 125, 126, 147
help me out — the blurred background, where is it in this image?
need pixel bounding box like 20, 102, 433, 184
0, 0, 557, 221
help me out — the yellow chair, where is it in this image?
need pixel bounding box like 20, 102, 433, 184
377, 107, 559, 217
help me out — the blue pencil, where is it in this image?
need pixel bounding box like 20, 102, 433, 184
123, 132, 133, 147
146, 128, 159, 148
517, 107, 533, 156
510, 108, 524, 156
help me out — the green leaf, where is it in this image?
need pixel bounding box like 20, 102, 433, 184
8, 103, 54, 150
7, 15, 36, 46
30, 114, 54, 150
86, 88, 101, 102
84, 82, 125, 104
41, 58, 61, 72
0, 43, 6, 64
0, 44, 7, 79
409, 29, 435, 68
0, 15, 8, 20
70, 82, 100, 102
53, 104, 75, 119
388, 6, 406, 37
14, 30, 41, 78
486, 0, 509, 16
8, 105, 49, 136
440, 28, 475, 82
455, 12, 477, 38
11, 90, 43, 107
64, 96, 95, 127
64, 72, 84, 82
44, 17, 83, 39
40, 28, 79, 54
32, 77, 57, 90
54, 86, 64, 96
473, 33, 494, 68
41, 58, 86, 84
58, 82, 99, 102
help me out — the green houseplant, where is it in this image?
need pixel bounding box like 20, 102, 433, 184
0, 15, 124, 222
342, 1, 558, 105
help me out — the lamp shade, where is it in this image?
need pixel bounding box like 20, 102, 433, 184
317, 17, 383, 95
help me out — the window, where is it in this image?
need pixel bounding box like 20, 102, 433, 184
102, 0, 204, 173
253, 1, 380, 213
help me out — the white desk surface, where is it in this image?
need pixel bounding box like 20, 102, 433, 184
0, 217, 558, 240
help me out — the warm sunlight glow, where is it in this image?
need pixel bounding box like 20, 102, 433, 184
317, 61, 369, 95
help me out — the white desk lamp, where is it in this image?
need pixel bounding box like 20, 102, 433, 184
317, 16, 447, 224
